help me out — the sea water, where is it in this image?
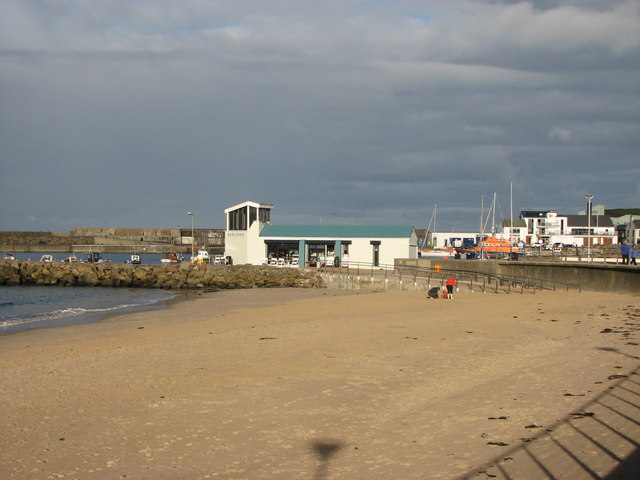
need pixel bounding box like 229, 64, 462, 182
0, 285, 177, 335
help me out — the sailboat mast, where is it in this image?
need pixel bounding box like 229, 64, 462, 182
510, 182, 514, 243
423, 204, 437, 249
433, 204, 437, 248
480, 195, 484, 239
492, 192, 497, 235
480, 195, 484, 240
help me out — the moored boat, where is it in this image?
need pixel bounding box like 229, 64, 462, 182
419, 248, 454, 259
160, 252, 182, 264
473, 236, 519, 258
191, 248, 210, 264
127, 254, 141, 264
84, 252, 110, 263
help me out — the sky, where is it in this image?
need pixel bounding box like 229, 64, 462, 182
1, 0, 639, 232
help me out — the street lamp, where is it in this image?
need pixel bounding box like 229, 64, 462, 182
585, 194, 594, 262
187, 212, 195, 259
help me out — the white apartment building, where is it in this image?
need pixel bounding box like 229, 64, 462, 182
519, 210, 617, 246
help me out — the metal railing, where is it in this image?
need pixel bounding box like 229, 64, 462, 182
397, 264, 581, 293
521, 247, 629, 264
317, 261, 581, 294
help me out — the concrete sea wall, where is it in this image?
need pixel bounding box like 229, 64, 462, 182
396, 258, 640, 295
0, 261, 325, 290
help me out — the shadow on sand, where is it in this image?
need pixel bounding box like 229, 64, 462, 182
458, 357, 640, 480
311, 440, 343, 480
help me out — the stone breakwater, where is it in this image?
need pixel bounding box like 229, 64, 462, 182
0, 260, 325, 290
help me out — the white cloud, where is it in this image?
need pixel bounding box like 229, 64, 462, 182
549, 126, 573, 142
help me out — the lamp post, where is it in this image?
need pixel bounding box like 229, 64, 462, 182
187, 212, 195, 260
585, 194, 594, 262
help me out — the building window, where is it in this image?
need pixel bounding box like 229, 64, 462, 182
259, 208, 271, 224
228, 207, 247, 230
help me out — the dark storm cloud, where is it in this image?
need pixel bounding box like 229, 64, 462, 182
1, 0, 638, 232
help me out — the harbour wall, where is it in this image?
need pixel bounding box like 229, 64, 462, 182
1, 258, 637, 295
396, 258, 640, 295
0, 261, 325, 290
0, 229, 223, 254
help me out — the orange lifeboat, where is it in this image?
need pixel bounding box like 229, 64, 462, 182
473, 237, 519, 256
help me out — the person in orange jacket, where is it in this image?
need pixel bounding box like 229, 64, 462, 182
445, 277, 457, 299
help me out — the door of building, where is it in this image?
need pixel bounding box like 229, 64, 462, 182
371, 241, 380, 267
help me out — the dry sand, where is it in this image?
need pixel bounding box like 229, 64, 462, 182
0, 288, 638, 480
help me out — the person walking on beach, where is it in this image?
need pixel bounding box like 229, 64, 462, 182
445, 277, 457, 299
631, 245, 638, 266
620, 241, 630, 264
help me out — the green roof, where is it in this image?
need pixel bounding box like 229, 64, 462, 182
260, 225, 414, 239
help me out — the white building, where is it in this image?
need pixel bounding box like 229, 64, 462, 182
497, 219, 527, 245
626, 219, 640, 245
224, 201, 418, 267
224, 201, 274, 265
519, 210, 616, 246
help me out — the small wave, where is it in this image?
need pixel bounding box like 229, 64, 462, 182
0, 296, 173, 329
1, 308, 101, 327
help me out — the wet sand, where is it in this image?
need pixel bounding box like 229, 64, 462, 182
0, 288, 638, 479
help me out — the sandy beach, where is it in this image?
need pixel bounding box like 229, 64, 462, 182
1, 287, 638, 480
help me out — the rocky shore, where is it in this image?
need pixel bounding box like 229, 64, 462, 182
0, 260, 325, 290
